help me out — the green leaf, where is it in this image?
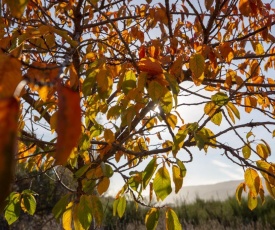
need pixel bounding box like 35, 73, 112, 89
153, 166, 172, 201
142, 158, 157, 189
122, 70, 136, 94
113, 199, 119, 216
160, 90, 173, 114
52, 194, 71, 219
148, 81, 167, 101
90, 195, 103, 225
4, 192, 21, 225
103, 163, 114, 178
117, 196, 126, 218
176, 159, 187, 178
242, 144, 251, 159
211, 92, 229, 106
78, 195, 93, 229
21, 193, 36, 215
165, 208, 182, 230
74, 164, 91, 178
145, 208, 159, 230
172, 125, 188, 155
82, 70, 97, 97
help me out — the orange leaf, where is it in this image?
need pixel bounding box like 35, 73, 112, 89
0, 54, 22, 98
219, 42, 234, 63
97, 177, 110, 195
55, 82, 81, 165
239, 0, 251, 17
138, 58, 163, 75
0, 97, 19, 210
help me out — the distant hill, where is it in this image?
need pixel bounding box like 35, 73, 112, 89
162, 180, 244, 204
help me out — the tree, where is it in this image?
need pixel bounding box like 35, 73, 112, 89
1, 0, 275, 229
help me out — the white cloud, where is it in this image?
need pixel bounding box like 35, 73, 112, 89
219, 168, 243, 180
212, 160, 231, 168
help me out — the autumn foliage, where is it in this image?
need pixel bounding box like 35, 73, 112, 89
1, 0, 275, 229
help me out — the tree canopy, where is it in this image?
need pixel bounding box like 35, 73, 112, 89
1, 0, 275, 229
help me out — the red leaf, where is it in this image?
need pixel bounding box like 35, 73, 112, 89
0, 97, 19, 210
55, 82, 81, 165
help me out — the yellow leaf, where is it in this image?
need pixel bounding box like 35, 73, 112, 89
166, 113, 177, 130
62, 202, 73, 230
235, 183, 246, 205
55, 82, 82, 165
255, 43, 264, 55
189, 53, 205, 85
172, 165, 183, 194
0, 98, 19, 211
0, 54, 22, 98
38, 86, 49, 102
256, 143, 269, 160
6, 0, 29, 18
244, 168, 260, 198
97, 177, 110, 195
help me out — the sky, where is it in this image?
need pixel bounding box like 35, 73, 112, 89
24, 0, 275, 198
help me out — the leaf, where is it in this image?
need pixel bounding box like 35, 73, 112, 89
122, 70, 136, 94
211, 92, 229, 106
139, 57, 163, 75
235, 183, 245, 205
0, 98, 19, 211
90, 195, 103, 226
145, 208, 159, 230
172, 165, 183, 194
78, 195, 93, 229
153, 166, 172, 201
97, 177, 110, 195
148, 80, 167, 101
52, 194, 71, 219
189, 53, 205, 85
55, 82, 82, 165
142, 158, 157, 189
239, 0, 251, 17
211, 111, 222, 126
50, 111, 58, 133
117, 196, 126, 218
226, 102, 240, 119
0, 54, 22, 98
20, 193, 36, 215
104, 129, 115, 144
248, 192, 258, 211
166, 113, 177, 130
244, 96, 257, 113
242, 144, 251, 159
165, 208, 182, 230
62, 201, 73, 230
6, 0, 29, 18
160, 90, 173, 114
4, 192, 21, 225
256, 143, 269, 160
220, 42, 234, 63
172, 126, 188, 154
205, 0, 214, 11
